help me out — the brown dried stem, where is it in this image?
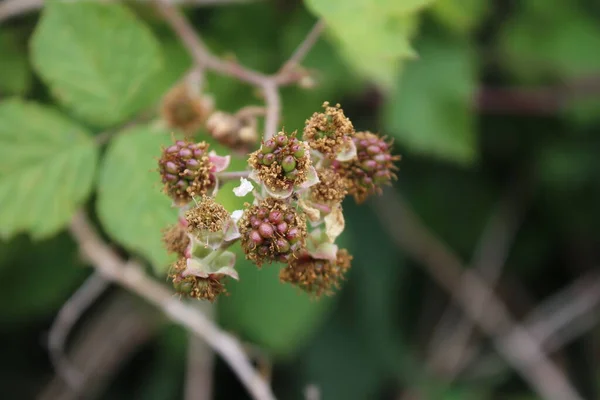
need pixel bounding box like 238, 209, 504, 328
372, 191, 584, 400
69, 210, 276, 400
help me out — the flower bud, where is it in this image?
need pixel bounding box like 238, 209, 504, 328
158, 139, 215, 205
239, 198, 307, 267
303, 102, 354, 159
160, 85, 213, 135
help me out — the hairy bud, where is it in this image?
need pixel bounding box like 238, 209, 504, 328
333, 131, 400, 203
280, 249, 352, 297
158, 139, 215, 205
303, 102, 354, 159
248, 131, 316, 198
162, 224, 190, 257
206, 111, 259, 152
239, 197, 307, 266
169, 258, 227, 302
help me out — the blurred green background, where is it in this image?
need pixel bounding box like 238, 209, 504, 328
1, 0, 599, 399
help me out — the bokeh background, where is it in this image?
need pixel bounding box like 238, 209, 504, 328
1, 0, 599, 399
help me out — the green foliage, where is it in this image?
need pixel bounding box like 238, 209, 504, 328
431, 0, 489, 34
0, 30, 31, 95
498, 0, 600, 81
0, 233, 87, 323
30, 0, 162, 127
0, 99, 98, 239
97, 125, 177, 272
304, 0, 438, 88
385, 38, 477, 164
218, 254, 333, 357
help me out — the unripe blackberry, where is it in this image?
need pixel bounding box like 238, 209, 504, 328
303, 102, 354, 159
185, 196, 230, 236
158, 139, 215, 205
239, 197, 307, 267
206, 111, 258, 153
162, 223, 190, 257
169, 258, 227, 302
161, 84, 214, 135
248, 131, 315, 198
332, 131, 400, 203
310, 169, 347, 207
279, 249, 352, 297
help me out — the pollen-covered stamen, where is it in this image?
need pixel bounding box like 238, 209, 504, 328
310, 169, 348, 207
160, 85, 214, 135
303, 102, 354, 159
332, 131, 400, 204
169, 257, 227, 302
238, 197, 307, 267
248, 131, 313, 197
158, 139, 215, 205
279, 249, 352, 297
162, 224, 190, 257
185, 196, 230, 236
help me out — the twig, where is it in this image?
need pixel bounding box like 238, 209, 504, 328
427, 179, 529, 378
262, 81, 281, 140
372, 191, 584, 400
0, 0, 263, 24
48, 272, 110, 389
277, 20, 325, 77
465, 272, 600, 380
40, 292, 158, 400
68, 210, 276, 400
185, 302, 215, 400
218, 170, 250, 182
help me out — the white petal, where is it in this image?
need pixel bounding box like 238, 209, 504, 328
310, 242, 339, 261
233, 177, 254, 197
298, 166, 320, 190
231, 210, 244, 223
223, 219, 241, 242
298, 199, 321, 223
335, 138, 357, 162
264, 184, 294, 199
324, 205, 345, 242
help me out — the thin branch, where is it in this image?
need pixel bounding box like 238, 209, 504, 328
277, 20, 325, 76
185, 302, 215, 400
153, 0, 267, 86
262, 82, 281, 140
427, 178, 530, 378
68, 210, 276, 400
48, 272, 110, 389
464, 272, 600, 381
372, 191, 584, 400
218, 170, 250, 182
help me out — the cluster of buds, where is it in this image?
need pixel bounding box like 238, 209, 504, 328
158, 139, 230, 205
158, 100, 400, 300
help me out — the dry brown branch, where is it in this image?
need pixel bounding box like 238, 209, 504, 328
69, 210, 276, 400
372, 191, 584, 400
427, 179, 530, 378
48, 272, 110, 389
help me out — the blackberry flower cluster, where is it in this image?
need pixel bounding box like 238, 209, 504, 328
157, 100, 399, 301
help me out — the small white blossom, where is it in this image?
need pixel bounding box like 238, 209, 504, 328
233, 177, 254, 197
231, 210, 244, 223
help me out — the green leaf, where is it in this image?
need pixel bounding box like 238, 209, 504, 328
97, 125, 177, 273
0, 30, 31, 95
431, 0, 489, 34
498, 0, 600, 81
30, 0, 162, 127
218, 254, 333, 357
0, 99, 98, 239
385, 38, 477, 164
304, 0, 437, 88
